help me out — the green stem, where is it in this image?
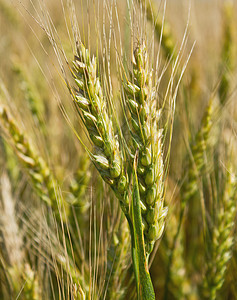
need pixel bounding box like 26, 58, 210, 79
131, 165, 156, 300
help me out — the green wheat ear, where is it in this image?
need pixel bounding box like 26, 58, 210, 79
218, 1, 236, 105
0, 105, 63, 215
124, 42, 167, 256
12, 62, 46, 133
202, 165, 236, 300
181, 97, 215, 210
164, 97, 215, 298
70, 40, 161, 298
163, 214, 194, 299
71, 42, 129, 215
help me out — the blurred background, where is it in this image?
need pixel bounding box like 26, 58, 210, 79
0, 0, 237, 299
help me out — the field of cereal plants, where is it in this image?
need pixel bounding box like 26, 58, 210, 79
0, 0, 237, 299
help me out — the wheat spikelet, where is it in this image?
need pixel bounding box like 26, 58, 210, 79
56, 253, 87, 299
1, 140, 20, 183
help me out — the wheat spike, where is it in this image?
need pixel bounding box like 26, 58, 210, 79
164, 215, 195, 299
72, 42, 129, 214
181, 98, 214, 209
202, 166, 236, 299
218, 1, 236, 105
12, 63, 46, 132
124, 42, 167, 255
0, 105, 58, 211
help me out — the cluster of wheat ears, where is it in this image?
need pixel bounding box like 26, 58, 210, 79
0, 0, 237, 299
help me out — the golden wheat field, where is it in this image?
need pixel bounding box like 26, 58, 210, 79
0, 0, 237, 299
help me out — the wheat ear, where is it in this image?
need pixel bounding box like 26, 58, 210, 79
0, 105, 57, 210
72, 42, 129, 214
124, 42, 167, 256
181, 98, 214, 209
202, 167, 236, 299
164, 97, 214, 298
218, 1, 236, 105
163, 215, 194, 299
12, 63, 46, 132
